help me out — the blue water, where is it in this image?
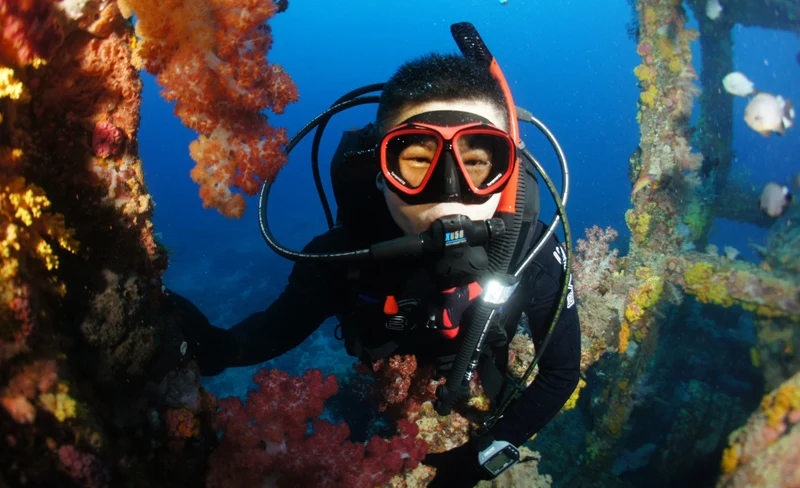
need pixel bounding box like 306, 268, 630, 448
136, 1, 799, 395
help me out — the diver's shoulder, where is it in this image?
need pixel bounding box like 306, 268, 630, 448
521, 221, 568, 276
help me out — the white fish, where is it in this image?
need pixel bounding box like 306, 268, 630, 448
706, 0, 723, 20
760, 183, 792, 218
722, 72, 755, 97
745, 93, 795, 136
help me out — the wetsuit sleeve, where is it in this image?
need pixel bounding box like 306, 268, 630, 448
205, 229, 348, 373
489, 235, 581, 447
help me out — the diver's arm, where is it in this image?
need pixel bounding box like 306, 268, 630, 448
201, 230, 348, 375
488, 237, 581, 446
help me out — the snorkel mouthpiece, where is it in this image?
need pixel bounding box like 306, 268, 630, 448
369, 215, 504, 260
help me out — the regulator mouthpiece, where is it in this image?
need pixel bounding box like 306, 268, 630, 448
369, 216, 505, 260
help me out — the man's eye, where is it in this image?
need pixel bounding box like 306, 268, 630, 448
399, 144, 435, 164
460, 147, 492, 164
406, 157, 431, 165
465, 158, 491, 167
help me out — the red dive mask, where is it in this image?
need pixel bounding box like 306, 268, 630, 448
380, 111, 516, 205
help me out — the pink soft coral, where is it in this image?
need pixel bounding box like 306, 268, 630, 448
572, 225, 620, 297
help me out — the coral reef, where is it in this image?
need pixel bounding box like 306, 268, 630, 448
1, 1, 170, 484
717, 372, 800, 487
570, 225, 632, 367
569, 1, 799, 486
0, 1, 295, 485
675, 253, 799, 320
1, 0, 796, 486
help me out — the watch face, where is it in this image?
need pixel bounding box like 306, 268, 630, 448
485, 450, 515, 475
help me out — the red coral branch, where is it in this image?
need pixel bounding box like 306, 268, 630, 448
356, 355, 443, 421
207, 368, 427, 488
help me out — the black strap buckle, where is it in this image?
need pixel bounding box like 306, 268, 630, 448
385, 314, 411, 331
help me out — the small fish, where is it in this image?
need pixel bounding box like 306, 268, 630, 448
722, 72, 756, 97
499, 0, 508, 5
657, 23, 678, 45
760, 182, 792, 218
793, 172, 800, 190
706, 0, 722, 20
632, 173, 655, 196
628, 146, 643, 185
745, 93, 795, 136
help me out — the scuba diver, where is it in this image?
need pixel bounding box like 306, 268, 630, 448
168, 23, 580, 487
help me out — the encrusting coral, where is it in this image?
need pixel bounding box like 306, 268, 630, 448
717, 372, 800, 487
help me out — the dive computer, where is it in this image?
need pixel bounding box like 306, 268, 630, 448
477, 439, 520, 478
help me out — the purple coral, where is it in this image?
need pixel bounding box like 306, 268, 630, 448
0, 0, 64, 66
92, 121, 126, 158
57, 445, 109, 488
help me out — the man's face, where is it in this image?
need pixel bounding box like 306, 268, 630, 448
380, 99, 508, 235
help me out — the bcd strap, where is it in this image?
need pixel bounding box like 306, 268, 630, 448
330, 125, 397, 244
508, 158, 540, 267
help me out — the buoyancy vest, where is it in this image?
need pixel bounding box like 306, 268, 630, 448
334, 151, 543, 381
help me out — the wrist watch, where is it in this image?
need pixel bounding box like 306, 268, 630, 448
477, 437, 520, 479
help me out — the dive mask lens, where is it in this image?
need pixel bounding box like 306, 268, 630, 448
384, 130, 441, 189
381, 123, 514, 196
453, 128, 513, 191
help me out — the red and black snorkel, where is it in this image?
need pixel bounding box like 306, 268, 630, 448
441, 24, 574, 428
431, 22, 526, 415
434, 25, 574, 427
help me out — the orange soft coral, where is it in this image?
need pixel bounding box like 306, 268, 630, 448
119, 0, 298, 217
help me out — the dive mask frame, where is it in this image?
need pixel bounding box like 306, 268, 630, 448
380, 120, 517, 205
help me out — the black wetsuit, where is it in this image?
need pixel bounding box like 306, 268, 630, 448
191, 211, 581, 447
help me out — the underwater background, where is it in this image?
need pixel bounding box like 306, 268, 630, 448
143, 0, 797, 380
0, 0, 798, 486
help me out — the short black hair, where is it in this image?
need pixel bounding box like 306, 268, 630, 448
376, 53, 509, 131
